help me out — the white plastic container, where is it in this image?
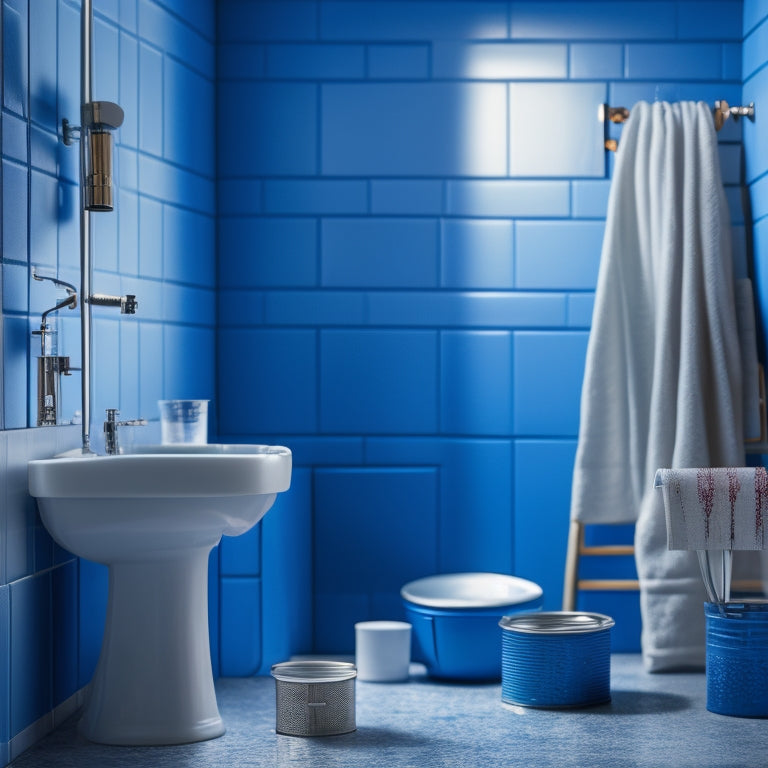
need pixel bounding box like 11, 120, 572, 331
355, 621, 412, 682
159, 400, 209, 445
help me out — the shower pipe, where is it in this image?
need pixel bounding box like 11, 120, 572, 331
600, 100, 756, 152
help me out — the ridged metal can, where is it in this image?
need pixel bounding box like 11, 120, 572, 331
499, 612, 614, 708
271, 661, 357, 737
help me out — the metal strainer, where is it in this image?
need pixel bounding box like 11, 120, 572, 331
271, 661, 357, 737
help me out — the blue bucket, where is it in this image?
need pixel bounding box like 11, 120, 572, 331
706, 601, 768, 718
500, 612, 614, 708
401, 573, 543, 681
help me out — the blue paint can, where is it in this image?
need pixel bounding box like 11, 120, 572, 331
706, 601, 768, 718
500, 612, 614, 708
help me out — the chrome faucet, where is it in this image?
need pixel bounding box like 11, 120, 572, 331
104, 408, 147, 455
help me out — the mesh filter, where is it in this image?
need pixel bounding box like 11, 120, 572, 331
272, 661, 356, 737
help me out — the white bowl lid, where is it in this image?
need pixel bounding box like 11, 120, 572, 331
400, 572, 543, 609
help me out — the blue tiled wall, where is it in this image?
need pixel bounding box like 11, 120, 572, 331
217, 0, 747, 654
0, 0, 219, 761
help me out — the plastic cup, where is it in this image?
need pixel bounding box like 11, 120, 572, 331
355, 621, 411, 682
159, 400, 209, 445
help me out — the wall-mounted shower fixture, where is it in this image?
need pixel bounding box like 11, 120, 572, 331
63, 101, 125, 212
59, 0, 139, 452
31, 271, 79, 426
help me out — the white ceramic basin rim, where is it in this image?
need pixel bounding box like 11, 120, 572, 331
28, 444, 292, 498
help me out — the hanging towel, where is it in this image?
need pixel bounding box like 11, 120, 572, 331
570, 101, 745, 671
654, 467, 768, 550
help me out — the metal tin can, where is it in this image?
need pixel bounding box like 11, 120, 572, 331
499, 611, 614, 708
271, 661, 357, 737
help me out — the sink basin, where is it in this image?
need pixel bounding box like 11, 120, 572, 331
28, 444, 292, 746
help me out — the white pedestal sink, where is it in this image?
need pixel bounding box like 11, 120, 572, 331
28, 444, 292, 746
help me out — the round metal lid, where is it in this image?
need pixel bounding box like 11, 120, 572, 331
271, 660, 357, 683
499, 611, 615, 634
401, 572, 543, 609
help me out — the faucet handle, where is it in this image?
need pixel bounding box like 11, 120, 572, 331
104, 408, 147, 455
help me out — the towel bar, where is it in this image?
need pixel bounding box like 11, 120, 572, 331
601, 100, 756, 152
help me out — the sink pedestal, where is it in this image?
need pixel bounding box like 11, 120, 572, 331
81, 547, 224, 745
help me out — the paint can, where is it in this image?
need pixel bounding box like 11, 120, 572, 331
499, 611, 614, 708
706, 601, 768, 717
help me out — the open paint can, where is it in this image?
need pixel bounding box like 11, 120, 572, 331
500, 611, 614, 708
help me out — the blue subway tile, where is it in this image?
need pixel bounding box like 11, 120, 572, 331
138, 155, 215, 213
313, 593, 368, 653
218, 180, 262, 216
29, 125, 56, 176
441, 220, 514, 289
29, 0, 56, 131
118, 32, 139, 149
510, 2, 676, 40
3, 1, 28, 117
164, 58, 215, 177
313, 466, 438, 646
220, 578, 262, 676
719, 144, 742, 186
2, 264, 28, 315
163, 207, 215, 286
139, 320, 164, 419
119, 321, 141, 423
263, 180, 367, 215
371, 180, 443, 215
10, 573, 51, 735
139, 43, 163, 157
678, 1, 743, 40
219, 218, 317, 288
220, 524, 261, 577
441, 331, 513, 435
219, 82, 317, 177
743, 0, 768, 35
92, 203, 119, 274
514, 440, 577, 609
322, 83, 507, 177
2, 112, 27, 163
218, 43, 266, 79
368, 44, 429, 79
750, 174, 768, 222
4, 317, 30, 430
93, 17, 119, 103
567, 293, 595, 328
320, 330, 438, 434
322, 219, 438, 288
29, 171, 58, 269
625, 43, 722, 80
722, 43, 741, 81
218, 1, 318, 42
321, 1, 508, 40
2, 161, 28, 263
368, 291, 567, 328
118, 190, 139, 276
163, 283, 216, 327
446, 180, 569, 218
163, 325, 215, 400
218, 329, 318, 434
267, 43, 365, 79
118, 147, 138, 191
139, 0, 214, 77
572, 180, 611, 219
138, 196, 163, 280
52, 562, 78, 707
510, 83, 605, 177
725, 185, 745, 225
433, 42, 567, 80
516, 221, 604, 290
265, 291, 366, 326
218, 290, 266, 327
57, 1, 79, 128
744, 66, 768, 185
120, 0, 138, 32
156, 0, 215, 38
513, 331, 589, 436
569, 44, 623, 79
744, 17, 768, 80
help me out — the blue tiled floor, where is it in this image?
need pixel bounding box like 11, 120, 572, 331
9, 656, 767, 767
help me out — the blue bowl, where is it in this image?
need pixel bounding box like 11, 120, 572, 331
401, 573, 543, 681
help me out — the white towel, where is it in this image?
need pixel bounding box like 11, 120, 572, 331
655, 467, 768, 550
570, 101, 745, 671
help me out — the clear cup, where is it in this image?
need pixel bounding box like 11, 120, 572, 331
159, 400, 209, 445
